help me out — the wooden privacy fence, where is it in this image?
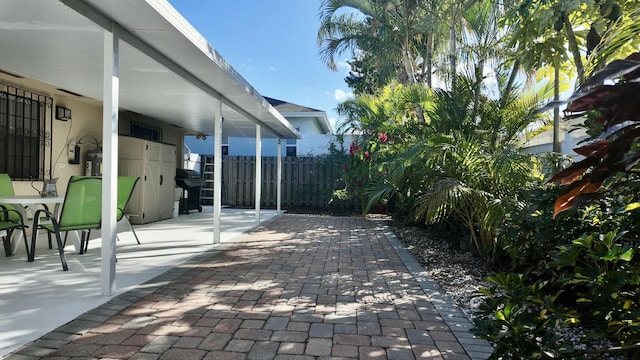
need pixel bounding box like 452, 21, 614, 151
200, 155, 359, 211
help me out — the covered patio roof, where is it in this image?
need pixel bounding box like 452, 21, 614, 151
0, 0, 294, 297
0, 0, 299, 139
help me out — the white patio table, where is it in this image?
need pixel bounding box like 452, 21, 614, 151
0, 195, 64, 257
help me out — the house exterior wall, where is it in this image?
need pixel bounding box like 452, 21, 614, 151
0, 74, 103, 196
231, 134, 351, 157
0, 74, 185, 197
185, 134, 353, 158
297, 134, 350, 156
229, 137, 279, 156
288, 118, 324, 135
520, 119, 589, 161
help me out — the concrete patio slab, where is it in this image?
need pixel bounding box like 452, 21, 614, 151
0, 207, 279, 358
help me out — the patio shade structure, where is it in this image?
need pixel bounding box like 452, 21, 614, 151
0, 0, 300, 295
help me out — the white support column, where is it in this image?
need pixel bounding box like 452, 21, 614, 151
101, 23, 119, 296
255, 124, 261, 223
213, 100, 222, 244
277, 138, 282, 212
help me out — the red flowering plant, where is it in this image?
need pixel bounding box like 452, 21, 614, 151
349, 141, 361, 155
335, 129, 397, 213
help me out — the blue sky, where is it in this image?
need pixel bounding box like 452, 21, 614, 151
167, 0, 354, 131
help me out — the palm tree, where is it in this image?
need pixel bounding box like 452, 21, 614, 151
348, 77, 549, 262
503, 0, 640, 153
459, 0, 507, 120
317, 0, 429, 85
439, 0, 482, 89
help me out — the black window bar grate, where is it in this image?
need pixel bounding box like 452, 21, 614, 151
0, 83, 53, 181
131, 120, 162, 142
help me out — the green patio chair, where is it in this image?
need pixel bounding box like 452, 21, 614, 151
0, 173, 32, 257
0, 204, 28, 258
79, 175, 141, 253
116, 176, 141, 245
0, 173, 20, 224
61, 176, 141, 254
0, 173, 56, 251
31, 176, 102, 271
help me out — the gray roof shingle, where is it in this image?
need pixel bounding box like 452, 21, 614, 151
264, 96, 322, 113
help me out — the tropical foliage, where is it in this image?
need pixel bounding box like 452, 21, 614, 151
473, 55, 640, 357
316, 0, 640, 357
549, 53, 640, 217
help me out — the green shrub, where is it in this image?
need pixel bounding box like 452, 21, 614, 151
473, 228, 640, 358
498, 181, 640, 271
472, 272, 578, 359
549, 230, 640, 344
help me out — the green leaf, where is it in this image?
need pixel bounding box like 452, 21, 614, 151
503, 303, 514, 318
620, 248, 634, 261
477, 287, 495, 296
573, 235, 593, 248
625, 202, 640, 211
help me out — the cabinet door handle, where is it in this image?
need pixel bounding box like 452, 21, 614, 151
160, 174, 163, 185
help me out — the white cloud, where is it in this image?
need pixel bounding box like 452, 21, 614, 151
269, 66, 277, 72
334, 89, 353, 102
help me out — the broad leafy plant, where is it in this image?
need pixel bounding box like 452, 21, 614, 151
472, 272, 579, 359
474, 52, 640, 358
549, 230, 640, 345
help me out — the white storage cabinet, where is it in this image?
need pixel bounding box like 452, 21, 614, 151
118, 136, 176, 224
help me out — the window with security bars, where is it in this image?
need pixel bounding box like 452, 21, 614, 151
0, 84, 52, 181
130, 120, 162, 141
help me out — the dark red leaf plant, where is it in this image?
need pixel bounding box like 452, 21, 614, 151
548, 52, 640, 217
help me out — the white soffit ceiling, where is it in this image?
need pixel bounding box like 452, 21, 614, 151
0, 0, 299, 139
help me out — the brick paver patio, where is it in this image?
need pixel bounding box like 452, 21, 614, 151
6, 214, 493, 360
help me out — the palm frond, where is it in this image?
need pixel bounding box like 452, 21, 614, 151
413, 178, 467, 224
586, 9, 640, 77
362, 176, 395, 214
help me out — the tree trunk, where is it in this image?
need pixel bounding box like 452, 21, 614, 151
491, 59, 521, 150
402, 46, 417, 84
426, 32, 433, 88
471, 59, 484, 124
553, 65, 561, 153
501, 59, 520, 107
449, 21, 457, 89
562, 12, 584, 85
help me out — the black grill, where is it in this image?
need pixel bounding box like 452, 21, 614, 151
175, 168, 203, 213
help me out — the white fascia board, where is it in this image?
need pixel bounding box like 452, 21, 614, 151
147, 0, 300, 139
278, 111, 332, 135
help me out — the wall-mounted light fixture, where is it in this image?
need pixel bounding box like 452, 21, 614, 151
55, 105, 71, 121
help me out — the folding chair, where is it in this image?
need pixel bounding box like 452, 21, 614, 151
0, 204, 28, 258
31, 176, 102, 271
117, 176, 141, 245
